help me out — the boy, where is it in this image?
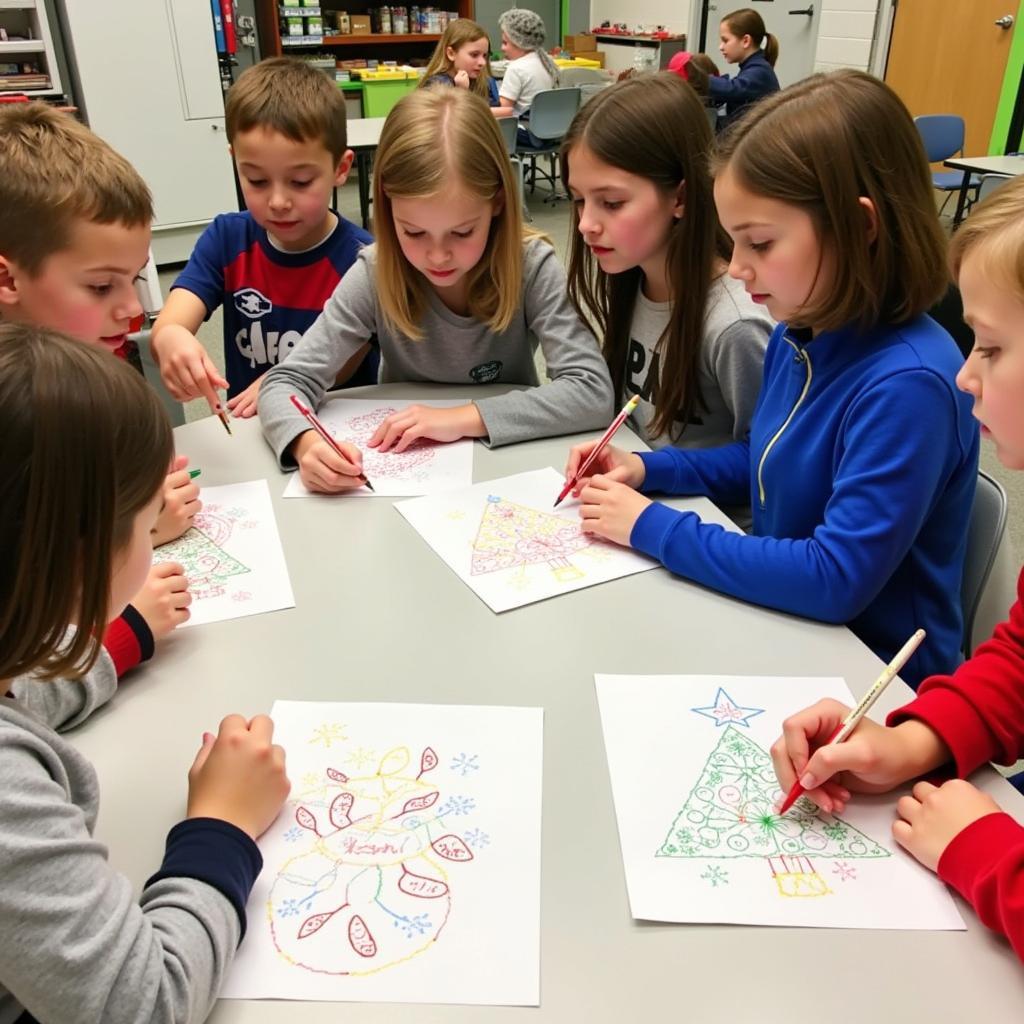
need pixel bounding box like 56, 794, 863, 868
151, 57, 376, 419
0, 102, 192, 674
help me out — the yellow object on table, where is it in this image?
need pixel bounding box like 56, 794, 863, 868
554, 56, 601, 69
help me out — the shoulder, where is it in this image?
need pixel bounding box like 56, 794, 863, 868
424, 73, 454, 88
520, 234, 561, 281
332, 216, 373, 250
704, 274, 775, 338
194, 211, 262, 259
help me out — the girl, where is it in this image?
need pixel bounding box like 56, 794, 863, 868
771, 176, 1024, 962
0, 324, 290, 1023
566, 71, 979, 689
563, 73, 772, 459
420, 18, 501, 107
496, 8, 558, 141
709, 7, 780, 127
259, 87, 613, 494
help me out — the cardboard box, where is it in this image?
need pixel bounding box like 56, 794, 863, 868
281, 16, 304, 36
350, 14, 371, 34
564, 33, 596, 52
305, 16, 324, 36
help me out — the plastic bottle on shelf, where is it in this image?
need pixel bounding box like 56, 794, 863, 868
410, 6, 420, 32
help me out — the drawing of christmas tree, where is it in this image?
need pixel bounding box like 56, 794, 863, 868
469, 495, 594, 582
157, 508, 250, 600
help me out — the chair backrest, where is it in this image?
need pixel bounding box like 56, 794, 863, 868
526, 87, 581, 141
497, 114, 518, 157
961, 470, 1008, 655
976, 173, 1012, 204
914, 114, 966, 163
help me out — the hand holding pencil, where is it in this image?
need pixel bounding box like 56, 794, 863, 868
290, 395, 375, 494
557, 396, 644, 507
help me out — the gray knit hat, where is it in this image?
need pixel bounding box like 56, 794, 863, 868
499, 8, 546, 50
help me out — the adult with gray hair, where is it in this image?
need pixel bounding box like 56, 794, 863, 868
496, 7, 559, 138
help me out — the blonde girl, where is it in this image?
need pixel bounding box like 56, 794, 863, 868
259, 87, 613, 493
420, 18, 500, 106
567, 71, 979, 689
710, 7, 780, 126
0, 325, 289, 1022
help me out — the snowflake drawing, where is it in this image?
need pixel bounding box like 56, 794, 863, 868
449, 752, 480, 777
832, 861, 857, 882
438, 795, 476, 817
277, 898, 306, 919
283, 826, 304, 843
309, 722, 348, 748
344, 745, 377, 770
393, 912, 432, 939
701, 865, 729, 887
463, 828, 491, 848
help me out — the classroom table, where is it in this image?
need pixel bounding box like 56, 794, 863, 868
345, 116, 387, 231
944, 153, 1024, 226
71, 383, 1024, 1022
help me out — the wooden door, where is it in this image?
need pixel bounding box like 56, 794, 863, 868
885, 0, 1017, 155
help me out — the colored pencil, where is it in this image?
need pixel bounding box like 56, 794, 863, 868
554, 395, 640, 507
289, 394, 374, 492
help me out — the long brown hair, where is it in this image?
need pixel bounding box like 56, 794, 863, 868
713, 70, 948, 332
419, 19, 494, 103
562, 73, 729, 440
0, 325, 172, 681
722, 8, 779, 67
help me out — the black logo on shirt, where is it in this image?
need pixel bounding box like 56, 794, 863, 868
469, 360, 503, 383
627, 339, 703, 425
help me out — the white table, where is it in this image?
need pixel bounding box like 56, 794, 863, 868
72, 383, 1024, 1021
944, 154, 1024, 225
344, 117, 387, 230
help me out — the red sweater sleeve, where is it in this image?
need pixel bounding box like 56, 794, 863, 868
938, 812, 1024, 962
887, 567, 1024, 776
100, 604, 155, 679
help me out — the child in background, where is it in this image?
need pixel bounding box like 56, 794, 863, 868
0, 102, 192, 675
709, 7, 780, 127
152, 57, 376, 419
259, 87, 613, 494
420, 18, 501, 107
563, 74, 772, 457
496, 8, 559, 141
771, 176, 1024, 962
0, 326, 290, 1023
566, 71, 978, 689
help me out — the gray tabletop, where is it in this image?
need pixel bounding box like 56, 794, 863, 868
943, 154, 1024, 176
70, 383, 1024, 1021
347, 116, 387, 151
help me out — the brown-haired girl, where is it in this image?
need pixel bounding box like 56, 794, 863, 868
563, 73, 772, 460
259, 87, 613, 493
0, 325, 289, 1022
420, 18, 500, 107
709, 7, 780, 127
567, 71, 979, 690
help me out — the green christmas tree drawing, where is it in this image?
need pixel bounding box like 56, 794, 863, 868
157, 511, 250, 600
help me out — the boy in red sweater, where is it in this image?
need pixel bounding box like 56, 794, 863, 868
771, 175, 1024, 961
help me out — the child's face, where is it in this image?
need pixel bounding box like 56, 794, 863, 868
500, 32, 526, 60
108, 490, 163, 622
719, 26, 751, 64
449, 37, 489, 78
956, 252, 1024, 469
0, 220, 150, 351
390, 187, 502, 303
567, 143, 683, 284
232, 127, 353, 252
715, 164, 834, 328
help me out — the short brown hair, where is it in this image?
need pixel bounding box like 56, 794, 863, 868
722, 8, 779, 66
714, 70, 948, 332
0, 324, 172, 681
0, 103, 152, 276
948, 175, 1024, 302
226, 57, 348, 162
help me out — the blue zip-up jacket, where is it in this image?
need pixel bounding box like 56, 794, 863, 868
630, 316, 980, 688
707, 50, 780, 126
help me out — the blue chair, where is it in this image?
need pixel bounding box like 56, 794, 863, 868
960, 470, 1008, 656
516, 87, 581, 203
914, 115, 980, 217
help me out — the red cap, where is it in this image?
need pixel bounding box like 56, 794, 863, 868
667, 51, 693, 80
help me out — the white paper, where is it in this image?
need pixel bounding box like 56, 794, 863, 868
595, 674, 966, 931
222, 700, 543, 1006
282, 399, 475, 498
394, 467, 658, 612
153, 479, 294, 626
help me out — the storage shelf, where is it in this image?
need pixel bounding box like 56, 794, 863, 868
325, 33, 441, 45
0, 39, 45, 52
0, 1, 37, 9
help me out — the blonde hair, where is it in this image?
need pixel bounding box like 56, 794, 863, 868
420, 19, 494, 103
948, 175, 1024, 302
226, 57, 348, 162
714, 70, 948, 332
0, 103, 152, 276
372, 88, 543, 339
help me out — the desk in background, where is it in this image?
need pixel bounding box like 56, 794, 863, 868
945, 153, 1024, 225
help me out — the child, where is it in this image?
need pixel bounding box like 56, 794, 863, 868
563, 73, 772, 456
420, 18, 501, 107
0, 325, 290, 1023
0, 101, 193, 675
496, 8, 559, 140
566, 71, 978, 689
770, 176, 1024, 961
258, 87, 613, 494
151, 57, 376, 419
709, 7, 780, 127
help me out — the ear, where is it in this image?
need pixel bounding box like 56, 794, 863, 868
858, 196, 879, 244
491, 188, 506, 219
672, 180, 686, 220
0, 253, 23, 309
334, 149, 355, 188
445, 45, 457, 62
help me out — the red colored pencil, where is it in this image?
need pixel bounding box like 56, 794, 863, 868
554, 395, 640, 507
289, 394, 374, 492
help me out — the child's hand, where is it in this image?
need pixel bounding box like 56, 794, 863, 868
453, 70, 470, 88
132, 562, 191, 639
368, 403, 486, 453
770, 698, 951, 815
894, 779, 1002, 872
293, 430, 368, 493
152, 323, 229, 412
578, 474, 652, 546
565, 441, 645, 496
187, 715, 290, 840
151, 455, 202, 546
226, 375, 263, 419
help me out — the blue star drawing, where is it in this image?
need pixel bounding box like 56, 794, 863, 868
691, 688, 765, 728
450, 752, 480, 777
282, 825, 304, 843
463, 828, 491, 848
438, 795, 476, 817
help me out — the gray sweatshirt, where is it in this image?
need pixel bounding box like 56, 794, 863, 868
0, 648, 255, 1024
259, 237, 614, 466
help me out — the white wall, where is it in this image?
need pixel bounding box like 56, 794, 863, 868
589, 0, 691, 37
814, 0, 880, 72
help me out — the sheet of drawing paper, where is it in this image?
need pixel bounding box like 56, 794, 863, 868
221, 700, 543, 1005
595, 674, 965, 931
281, 399, 474, 498
153, 479, 294, 626
394, 467, 658, 612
